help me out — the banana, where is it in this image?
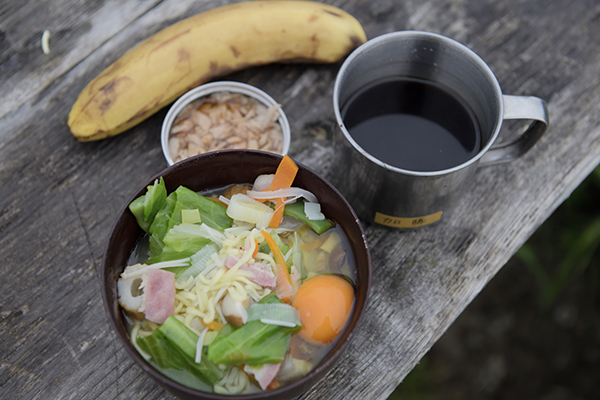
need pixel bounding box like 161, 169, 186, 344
68, 1, 366, 141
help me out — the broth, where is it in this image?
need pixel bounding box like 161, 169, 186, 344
120, 181, 357, 395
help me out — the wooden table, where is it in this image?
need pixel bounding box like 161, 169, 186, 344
2, 0, 599, 398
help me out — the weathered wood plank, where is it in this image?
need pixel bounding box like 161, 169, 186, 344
1, 0, 599, 399
1, 0, 157, 120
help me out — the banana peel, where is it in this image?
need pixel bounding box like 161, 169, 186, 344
68, 1, 367, 141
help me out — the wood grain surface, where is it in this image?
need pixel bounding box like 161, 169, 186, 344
1, 0, 599, 399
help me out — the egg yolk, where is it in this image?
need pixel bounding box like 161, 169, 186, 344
291, 275, 354, 345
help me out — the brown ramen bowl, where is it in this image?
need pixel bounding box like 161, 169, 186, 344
101, 150, 371, 400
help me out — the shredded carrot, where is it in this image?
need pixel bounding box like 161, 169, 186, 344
261, 229, 293, 302
252, 239, 259, 258
202, 319, 225, 332
274, 264, 293, 303
269, 200, 286, 229
261, 230, 288, 277
244, 238, 260, 258
265, 155, 299, 193
257, 155, 298, 228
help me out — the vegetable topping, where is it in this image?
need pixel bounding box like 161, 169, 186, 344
117, 155, 356, 394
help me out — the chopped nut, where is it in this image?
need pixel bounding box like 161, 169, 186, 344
227, 136, 244, 144
187, 130, 203, 145
192, 110, 212, 131
168, 91, 284, 163
213, 140, 228, 150
169, 137, 181, 157
248, 139, 259, 150
171, 119, 193, 134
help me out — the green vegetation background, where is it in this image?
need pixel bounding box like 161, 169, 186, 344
389, 165, 600, 399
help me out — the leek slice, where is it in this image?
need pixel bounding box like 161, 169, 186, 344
246, 187, 318, 203
226, 194, 274, 229
304, 202, 325, 221
181, 209, 202, 224
176, 243, 219, 286
247, 303, 301, 328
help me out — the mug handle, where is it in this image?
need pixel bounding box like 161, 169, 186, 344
479, 95, 550, 166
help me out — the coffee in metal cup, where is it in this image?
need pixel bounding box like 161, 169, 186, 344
331, 31, 549, 228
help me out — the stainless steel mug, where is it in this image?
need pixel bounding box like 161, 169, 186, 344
331, 31, 549, 228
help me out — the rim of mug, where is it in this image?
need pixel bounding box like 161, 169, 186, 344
333, 30, 504, 177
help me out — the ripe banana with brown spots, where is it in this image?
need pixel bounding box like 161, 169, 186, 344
67, 0, 367, 141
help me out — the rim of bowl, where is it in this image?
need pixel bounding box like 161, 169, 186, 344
101, 150, 371, 400
161, 82, 291, 166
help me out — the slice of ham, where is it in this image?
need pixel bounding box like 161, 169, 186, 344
225, 255, 276, 288
244, 362, 282, 390
143, 269, 176, 324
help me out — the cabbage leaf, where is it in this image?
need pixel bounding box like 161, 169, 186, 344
206, 294, 301, 365
129, 177, 167, 232
137, 316, 222, 389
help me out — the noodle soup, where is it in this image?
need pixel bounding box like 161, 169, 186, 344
116, 155, 357, 394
